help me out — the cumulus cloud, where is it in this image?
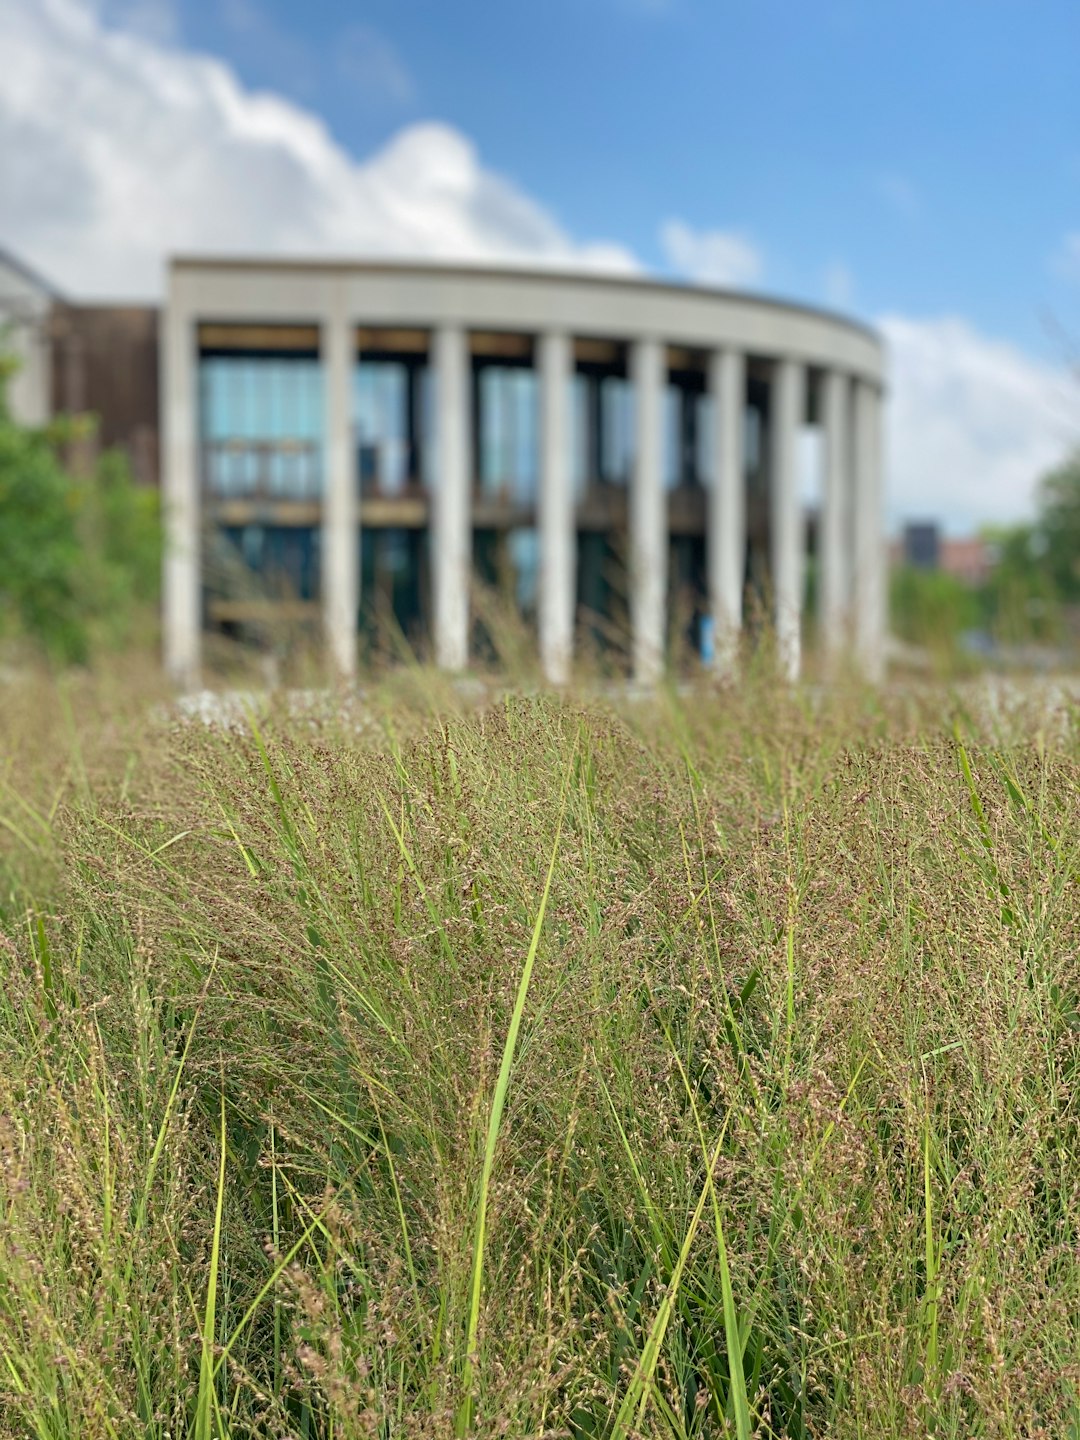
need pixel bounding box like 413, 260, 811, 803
1, 0, 1073, 535
1051, 231, 1080, 283
823, 260, 855, 310
881, 314, 1078, 532
0, 0, 636, 298
660, 219, 763, 288
336, 22, 416, 105
100, 0, 179, 44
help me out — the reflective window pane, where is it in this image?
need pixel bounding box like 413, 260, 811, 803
477, 365, 537, 505
200, 354, 323, 499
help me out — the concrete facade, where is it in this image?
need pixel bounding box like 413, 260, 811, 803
538, 329, 574, 685
161, 257, 887, 687
1, 248, 161, 485
0, 248, 55, 428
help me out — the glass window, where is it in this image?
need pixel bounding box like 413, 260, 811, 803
477, 365, 537, 505
420, 367, 435, 491
746, 406, 762, 473
200, 354, 323, 499
571, 372, 631, 492
571, 374, 589, 501
218, 524, 321, 601
356, 360, 409, 495
601, 377, 631, 484
664, 386, 680, 490
508, 527, 539, 615
697, 393, 714, 486
664, 384, 711, 490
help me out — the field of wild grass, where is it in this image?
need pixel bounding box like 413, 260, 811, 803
1, 663, 1078, 1439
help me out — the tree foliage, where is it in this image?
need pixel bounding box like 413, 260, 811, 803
974, 449, 1080, 644
0, 353, 161, 664
891, 448, 1080, 654
889, 564, 979, 653
1034, 450, 1080, 602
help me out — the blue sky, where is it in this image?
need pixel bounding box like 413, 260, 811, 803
2, 0, 1079, 530
174, 0, 1080, 356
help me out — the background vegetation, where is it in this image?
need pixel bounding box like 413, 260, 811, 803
0, 356, 160, 664
1, 665, 1077, 1439
890, 449, 1080, 663
0, 347, 1078, 1436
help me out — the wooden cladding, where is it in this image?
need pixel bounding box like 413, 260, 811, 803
198, 325, 710, 374
573, 337, 626, 366
469, 331, 533, 360
573, 340, 707, 372
356, 327, 430, 355
198, 324, 319, 353
666, 345, 708, 373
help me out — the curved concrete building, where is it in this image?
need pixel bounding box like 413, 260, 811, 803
162, 258, 885, 686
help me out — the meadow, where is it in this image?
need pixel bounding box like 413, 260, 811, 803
0, 657, 1078, 1439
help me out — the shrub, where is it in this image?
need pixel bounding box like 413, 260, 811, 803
0, 355, 160, 663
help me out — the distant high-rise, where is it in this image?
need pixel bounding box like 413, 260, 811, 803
903, 521, 941, 570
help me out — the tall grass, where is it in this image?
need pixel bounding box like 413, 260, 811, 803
0, 661, 1078, 1437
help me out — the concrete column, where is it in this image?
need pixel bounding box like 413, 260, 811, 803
853, 380, 886, 681
629, 337, 666, 686
770, 357, 805, 683
819, 368, 850, 665
162, 305, 200, 688
322, 306, 358, 679
538, 330, 574, 685
707, 347, 746, 674
433, 324, 471, 671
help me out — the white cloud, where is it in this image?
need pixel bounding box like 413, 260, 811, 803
336, 23, 416, 105
216, 0, 324, 99
660, 219, 763, 288
881, 314, 1078, 533
1051, 231, 1080, 283
0, 0, 636, 298
100, 0, 178, 43
823, 260, 855, 310
2, 0, 1074, 538
873, 172, 921, 221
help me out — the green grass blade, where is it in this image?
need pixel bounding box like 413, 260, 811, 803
665, 1022, 752, 1440
716, 1211, 753, 1440
455, 743, 573, 1435
609, 1122, 732, 1439
196, 1084, 228, 1440
923, 1118, 939, 1384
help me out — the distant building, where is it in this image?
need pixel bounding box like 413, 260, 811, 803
1, 245, 889, 686
162, 256, 886, 687
0, 247, 159, 485
940, 537, 993, 587
893, 520, 993, 587
0, 246, 55, 428
901, 521, 940, 570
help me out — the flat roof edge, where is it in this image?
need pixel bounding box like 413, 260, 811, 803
168, 255, 882, 346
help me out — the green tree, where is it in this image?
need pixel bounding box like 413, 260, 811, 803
0, 353, 161, 663
974, 451, 1080, 644
890, 563, 979, 654
1034, 449, 1080, 601
76, 446, 162, 649
0, 355, 86, 660
977, 522, 1061, 644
